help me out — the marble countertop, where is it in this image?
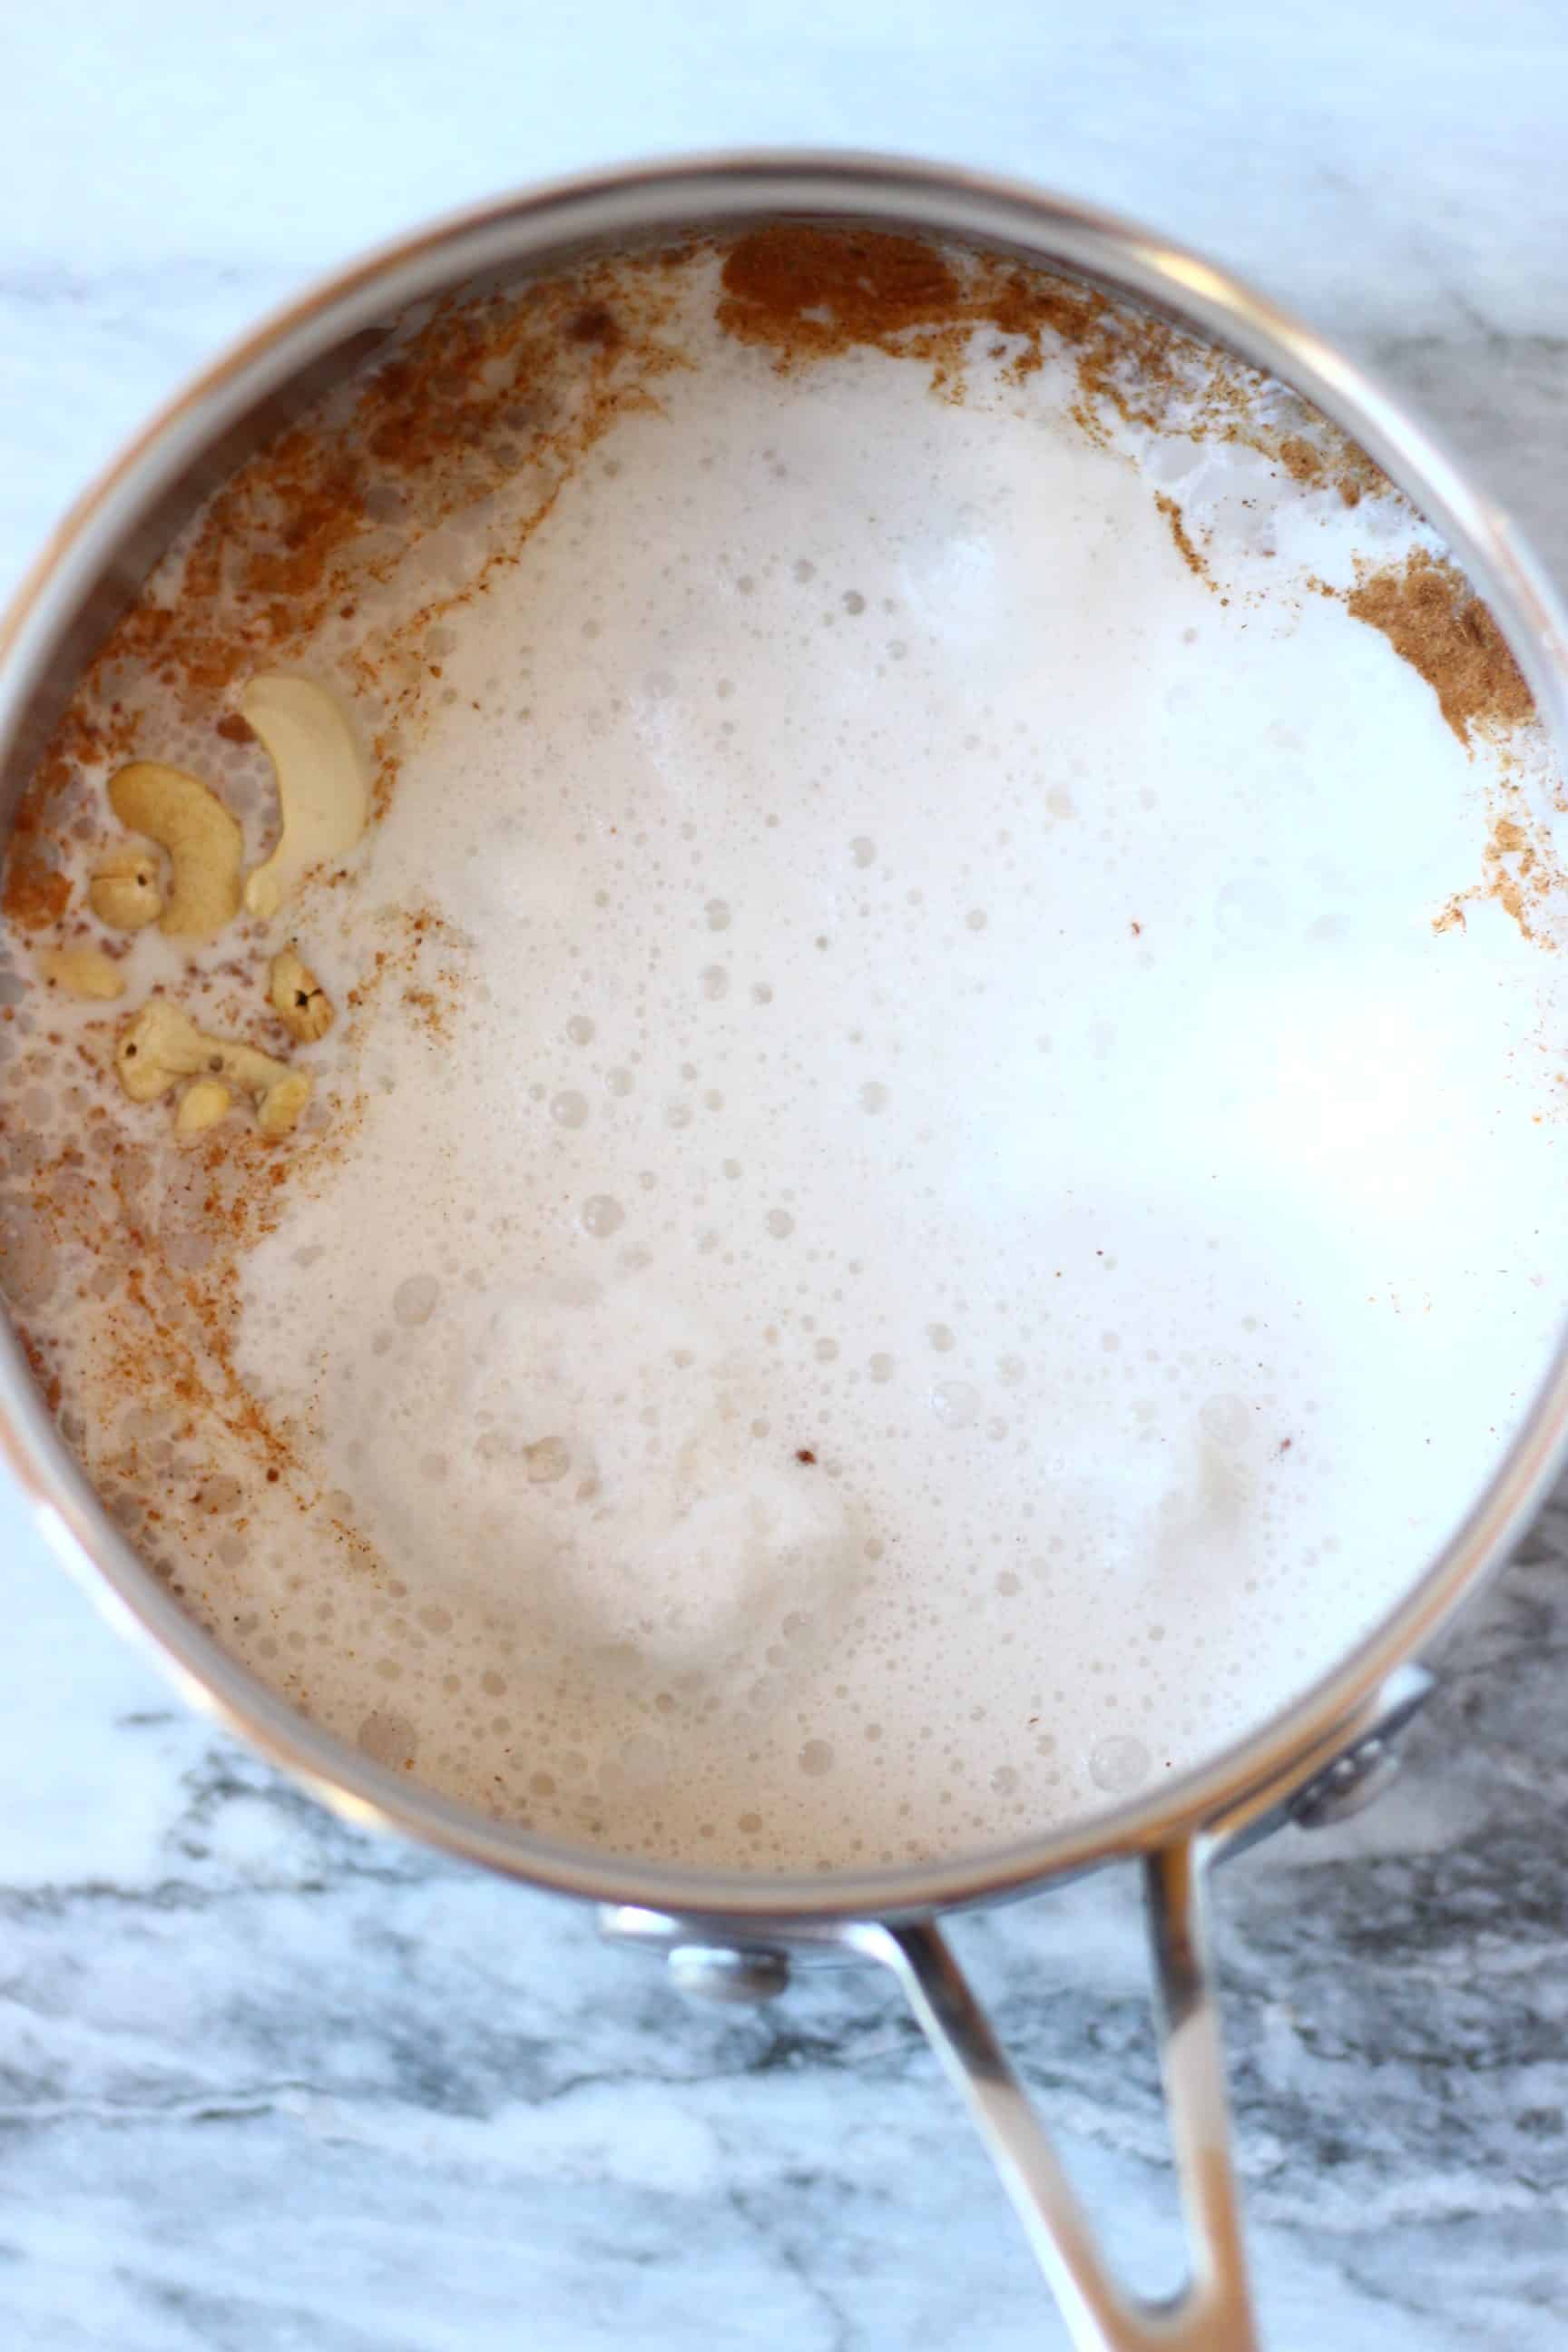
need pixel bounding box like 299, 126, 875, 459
3, 6, 1568, 2346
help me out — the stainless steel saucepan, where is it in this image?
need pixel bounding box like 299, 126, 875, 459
2, 154, 1566, 2352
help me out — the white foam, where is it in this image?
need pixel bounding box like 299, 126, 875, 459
7, 243, 1566, 1875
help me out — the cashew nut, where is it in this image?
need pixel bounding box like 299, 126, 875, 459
214, 1036, 297, 1094
241, 675, 369, 919
89, 841, 165, 931
116, 999, 310, 1135
35, 946, 125, 1001
115, 1001, 210, 1102
108, 764, 242, 939
269, 944, 333, 1042
256, 1072, 310, 1137
175, 1079, 231, 1140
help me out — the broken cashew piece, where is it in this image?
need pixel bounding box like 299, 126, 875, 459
256, 1072, 310, 1136
241, 675, 369, 919
89, 840, 165, 931
175, 1078, 231, 1140
116, 999, 310, 1135
269, 944, 333, 1042
108, 764, 242, 939
35, 946, 125, 1001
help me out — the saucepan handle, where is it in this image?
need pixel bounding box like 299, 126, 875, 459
850, 1840, 1257, 2352
609, 1671, 1435, 2341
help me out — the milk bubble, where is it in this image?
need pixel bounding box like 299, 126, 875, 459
932, 1382, 980, 1429
1090, 1737, 1152, 1795
393, 1276, 439, 1328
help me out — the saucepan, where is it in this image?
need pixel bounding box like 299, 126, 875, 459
2, 154, 1566, 2352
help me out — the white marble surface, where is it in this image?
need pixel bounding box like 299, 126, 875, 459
3, 6, 1568, 2346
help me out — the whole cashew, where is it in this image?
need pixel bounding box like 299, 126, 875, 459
108, 763, 243, 939
241, 675, 370, 919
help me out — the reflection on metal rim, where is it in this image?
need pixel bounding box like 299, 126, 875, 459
2, 150, 1567, 1924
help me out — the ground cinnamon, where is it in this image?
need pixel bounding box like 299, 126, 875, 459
1346, 548, 1533, 747
2, 854, 69, 931
718, 225, 964, 358
1154, 492, 1212, 590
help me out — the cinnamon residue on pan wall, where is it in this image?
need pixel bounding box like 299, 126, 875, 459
7, 243, 694, 843
715, 220, 1266, 437
1345, 548, 1534, 747
716, 225, 1398, 523
718, 226, 964, 359
1432, 794, 1563, 946
716, 226, 1550, 956
1276, 432, 1384, 508
1338, 551, 1553, 945
1277, 434, 1327, 487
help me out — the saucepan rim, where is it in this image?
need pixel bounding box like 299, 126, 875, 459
3, 147, 1566, 1924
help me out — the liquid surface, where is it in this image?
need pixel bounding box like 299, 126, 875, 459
3, 235, 1563, 1874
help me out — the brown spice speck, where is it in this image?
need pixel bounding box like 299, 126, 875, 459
567, 304, 621, 348
1277, 436, 1324, 487
718, 226, 961, 362
1346, 548, 1533, 747
1154, 492, 1212, 590
1275, 431, 1382, 507
18, 1328, 62, 1415
3, 856, 69, 932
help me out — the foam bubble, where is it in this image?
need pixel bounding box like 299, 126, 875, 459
1200, 1395, 1250, 1447
393, 1276, 439, 1328
1089, 1736, 1152, 1795
931, 1381, 980, 1430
